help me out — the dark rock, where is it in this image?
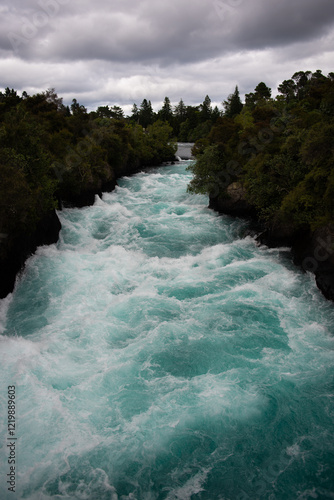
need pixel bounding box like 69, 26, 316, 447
0, 160, 158, 298
316, 270, 334, 302
61, 179, 118, 208
0, 210, 61, 299
256, 224, 311, 253
209, 182, 257, 217
62, 190, 99, 208
311, 225, 334, 301
256, 224, 334, 302
209, 182, 334, 303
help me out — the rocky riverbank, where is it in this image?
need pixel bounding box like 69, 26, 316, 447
0, 160, 167, 299
0, 210, 61, 299
209, 184, 334, 303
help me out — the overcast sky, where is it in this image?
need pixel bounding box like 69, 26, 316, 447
1, 0, 334, 114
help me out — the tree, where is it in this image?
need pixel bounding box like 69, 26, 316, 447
44, 88, 64, 111
211, 105, 221, 123
96, 105, 113, 119
5, 88, 18, 98
277, 79, 296, 103
292, 71, 311, 100
223, 86, 243, 118
131, 103, 140, 123
172, 99, 187, 137
159, 96, 173, 123
200, 95, 212, 121
245, 82, 271, 108
145, 120, 177, 163
70, 98, 87, 115
187, 144, 225, 195
174, 99, 186, 119
254, 82, 271, 100
139, 99, 154, 128
0, 88, 21, 111
110, 105, 124, 119
245, 92, 256, 108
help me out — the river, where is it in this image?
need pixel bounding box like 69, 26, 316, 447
0, 161, 334, 499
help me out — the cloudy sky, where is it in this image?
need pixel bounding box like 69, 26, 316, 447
1, 0, 334, 114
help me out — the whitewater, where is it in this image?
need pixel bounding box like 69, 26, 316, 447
0, 162, 334, 499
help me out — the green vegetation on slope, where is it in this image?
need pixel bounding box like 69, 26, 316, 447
187, 70, 334, 235
0, 89, 177, 258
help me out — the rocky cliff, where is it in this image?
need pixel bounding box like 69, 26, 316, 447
0, 210, 61, 298
209, 184, 334, 303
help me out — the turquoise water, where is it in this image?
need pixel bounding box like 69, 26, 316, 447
1, 162, 334, 499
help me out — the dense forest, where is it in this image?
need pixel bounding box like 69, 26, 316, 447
1, 69, 334, 299
188, 70, 334, 229
130, 95, 221, 141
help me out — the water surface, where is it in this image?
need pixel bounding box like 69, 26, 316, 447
0, 162, 333, 499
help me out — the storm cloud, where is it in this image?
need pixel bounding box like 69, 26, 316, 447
1, 0, 334, 112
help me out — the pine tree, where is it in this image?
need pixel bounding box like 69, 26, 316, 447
139, 99, 154, 128
174, 99, 186, 119
131, 103, 139, 123
200, 95, 212, 122
223, 86, 243, 118
159, 97, 173, 124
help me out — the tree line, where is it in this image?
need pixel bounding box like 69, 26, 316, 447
0, 84, 254, 257
187, 70, 334, 241
0, 88, 177, 269
130, 95, 221, 141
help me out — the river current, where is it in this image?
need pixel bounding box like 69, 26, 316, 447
1, 162, 334, 499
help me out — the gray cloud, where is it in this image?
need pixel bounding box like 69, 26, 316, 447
0, 0, 333, 111
232, 0, 334, 50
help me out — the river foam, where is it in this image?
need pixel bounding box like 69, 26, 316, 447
0, 163, 333, 499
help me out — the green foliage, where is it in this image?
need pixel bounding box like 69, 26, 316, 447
138, 99, 154, 128
188, 120, 213, 142
223, 86, 243, 118
187, 70, 334, 235
245, 82, 272, 108
277, 79, 297, 102
0, 88, 179, 250
244, 152, 306, 221
187, 144, 226, 195
234, 108, 254, 130
144, 121, 177, 165
0, 148, 57, 252
158, 97, 173, 125
191, 138, 210, 157
200, 95, 212, 121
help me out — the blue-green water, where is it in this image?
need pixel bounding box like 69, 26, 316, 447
1, 162, 334, 499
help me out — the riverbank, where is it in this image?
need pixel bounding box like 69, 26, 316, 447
0, 95, 178, 299
209, 190, 334, 302
0, 150, 186, 299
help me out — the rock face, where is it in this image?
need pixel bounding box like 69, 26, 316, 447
257, 223, 334, 302
209, 182, 256, 217
3, 176, 334, 304
0, 210, 61, 299
312, 225, 334, 302
0, 178, 120, 298
0, 161, 148, 299
209, 183, 334, 303
61, 179, 118, 208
